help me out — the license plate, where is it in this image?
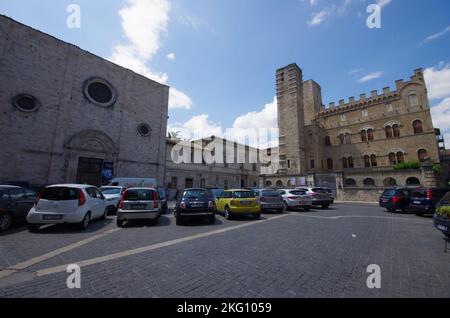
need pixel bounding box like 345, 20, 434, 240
43, 215, 63, 221
437, 225, 448, 232
131, 204, 146, 210
413, 201, 421, 205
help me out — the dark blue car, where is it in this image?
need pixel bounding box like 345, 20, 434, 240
174, 189, 215, 226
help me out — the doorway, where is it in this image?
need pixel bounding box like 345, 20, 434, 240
76, 157, 104, 187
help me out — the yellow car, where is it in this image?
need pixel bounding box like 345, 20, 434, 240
215, 189, 261, 220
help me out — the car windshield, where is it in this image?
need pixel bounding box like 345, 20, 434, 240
183, 190, 209, 200
233, 191, 255, 199
261, 191, 280, 197
124, 189, 154, 201
41, 187, 79, 201
383, 189, 397, 196
210, 189, 224, 198
101, 187, 122, 195
411, 189, 427, 198
289, 191, 306, 196
312, 188, 327, 194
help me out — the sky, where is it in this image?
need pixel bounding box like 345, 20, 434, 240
1, 0, 450, 147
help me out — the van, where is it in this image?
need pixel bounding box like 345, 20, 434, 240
108, 178, 157, 189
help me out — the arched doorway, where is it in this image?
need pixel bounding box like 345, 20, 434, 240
406, 177, 421, 186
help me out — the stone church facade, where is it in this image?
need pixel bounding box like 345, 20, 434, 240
263, 63, 446, 201
0, 15, 168, 188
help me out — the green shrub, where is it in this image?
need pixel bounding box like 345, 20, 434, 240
436, 206, 450, 218
393, 160, 421, 170
432, 164, 442, 174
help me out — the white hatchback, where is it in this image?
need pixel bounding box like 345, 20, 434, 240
27, 184, 108, 231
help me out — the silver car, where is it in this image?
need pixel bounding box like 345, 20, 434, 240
279, 189, 312, 211
117, 187, 161, 227
296, 187, 333, 209
254, 189, 285, 213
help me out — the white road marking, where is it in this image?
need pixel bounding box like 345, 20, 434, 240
294, 214, 430, 222
0, 228, 119, 280
35, 214, 290, 277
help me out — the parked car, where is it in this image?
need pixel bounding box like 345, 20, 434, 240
215, 189, 261, 220
108, 178, 157, 188
323, 188, 335, 204
100, 186, 126, 214
0, 185, 37, 232
174, 188, 215, 225
116, 187, 161, 227
433, 191, 450, 238
157, 187, 168, 214
296, 187, 332, 209
379, 188, 412, 213
254, 189, 284, 213
27, 184, 108, 232
279, 189, 312, 211
409, 187, 450, 216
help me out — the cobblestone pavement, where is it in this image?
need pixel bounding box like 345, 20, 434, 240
0, 203, 449, 298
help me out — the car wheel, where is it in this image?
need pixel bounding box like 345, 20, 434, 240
322, 204, 330, 209
208, 215, 215, 225
27, 224, 40, 232
284, 202, 290, 212
304, 206, 310, 212
0, 212, 12, 233
176, 216, 183, 226
116, 219, 124, 228
225, 207, 233, 220
253, 213, 261, 220
445, 233, 450, 239
79, 212, 91, 230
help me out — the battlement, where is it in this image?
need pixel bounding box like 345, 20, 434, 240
317, 68, 425, 117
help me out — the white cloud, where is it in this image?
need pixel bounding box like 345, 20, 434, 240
169, 87, 193, 110
349, 67, 364, 75
307, 0, 351, 27
166, 52, 176, 60
431, 97, 450, 131
310, 0, 318, 6
424, 63, 450, 100
376, 0, 392, 9
169, 97, 279, 148
424, 25, 450, 43
358, 71, 383, 83
110, 0, 192, 110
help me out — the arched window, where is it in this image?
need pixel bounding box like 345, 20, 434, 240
393, 124, 401, 138
371, 155, 378, 167
339, 134, 345, 145
265, 181, 272, 187
345, 179, 357, 187
367, 129, 374, 141
396, 152, 404, 164
361, 130, 368, 142
409, 91, 419, 107
345, 133, 352, 144
406, 177, 421, 186
418, 149, 428, 162
385, 126, 393, 139
325, 136, 331, 146
276, 180, 284, 187
364, 155, 371, 168
383, 178, 397, 187
348, 157, 354, 169
342, 157, 348, 169
413, 120, 423, 134
389, 152, 397, 165
363, 178, 376, 187
327, 158, 334, 170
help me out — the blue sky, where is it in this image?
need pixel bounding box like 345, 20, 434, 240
1, 0, 450, 146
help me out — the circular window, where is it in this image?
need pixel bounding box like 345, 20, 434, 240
363, 178, 376, 187
13, 94, 40, 112
83, 78, 117, 107
138, 124, 152, 137
345, 179, 357, 187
